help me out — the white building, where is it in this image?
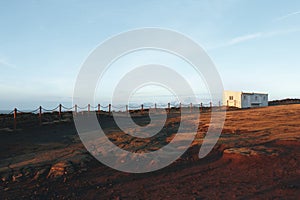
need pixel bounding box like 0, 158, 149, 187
223, 91, 268, 108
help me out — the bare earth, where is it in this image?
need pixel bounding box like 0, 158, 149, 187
0, 105, 299, 199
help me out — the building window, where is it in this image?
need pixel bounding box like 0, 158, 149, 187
229, 96, 233, 100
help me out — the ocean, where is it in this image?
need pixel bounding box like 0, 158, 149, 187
0, 110, 14, 114
0, 96, 221, 114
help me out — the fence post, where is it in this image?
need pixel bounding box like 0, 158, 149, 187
98, 104, 100, 115
168, 103, 170, 113
200, 102, 203, 112
75, 104, 78, 116
59, 104, 62, 118
13, 108, 17, 130
141, 104, 144, 114
88, 104, 90, 115
179, 102, 182, 112
39, 106, 42, 126
190, 103, 193, 113
108, 104, 111, 115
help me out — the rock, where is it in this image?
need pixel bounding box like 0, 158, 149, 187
1, 172, 11, 182
33, 167, 50, 180
47, 161, 73, 178
0, 167, 12, 182
12, 173, 23, 182
22, 166, 34, 177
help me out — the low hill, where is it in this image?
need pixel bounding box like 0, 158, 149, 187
269, 98, 300, 106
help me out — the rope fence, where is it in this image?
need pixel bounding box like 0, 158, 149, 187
0, 101, 225, 130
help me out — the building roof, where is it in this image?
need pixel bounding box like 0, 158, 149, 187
241, 91, 268, 95
224, 90, 268, 95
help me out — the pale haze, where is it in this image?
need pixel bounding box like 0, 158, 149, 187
0, 0, 300, 110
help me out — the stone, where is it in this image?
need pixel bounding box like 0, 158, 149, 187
12, 173, 23, 182
47, 161, 73, 178
33, 167, 50, 180
1, 172, 11, 182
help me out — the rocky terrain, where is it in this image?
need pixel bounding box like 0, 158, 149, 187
0, 105, 299, 199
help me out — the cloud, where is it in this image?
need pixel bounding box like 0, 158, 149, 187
209, 28, 300, 50
275, 10, 300, 21
228, 33, 262, 45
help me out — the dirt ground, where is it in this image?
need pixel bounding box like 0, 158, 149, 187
0, 105, 299, 199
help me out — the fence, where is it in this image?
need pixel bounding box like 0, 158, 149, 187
0, 101, 223, 130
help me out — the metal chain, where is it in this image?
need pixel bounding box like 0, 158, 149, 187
42, 105, 60, 112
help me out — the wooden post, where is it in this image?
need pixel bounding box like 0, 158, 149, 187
179, 102, 182, 111
59, 104, 62, 118
88, 104, 90, 115
75, 104, 78, 116
39, 106, 42, 126
98, 104, 100, 115
141, 104, 144, 114
227, 100, 229, 107
168, 103, 170, 113
200, 102, 203, 112
190, 103, 193, 113
108, 104, 111, 115
13, 108, 17, 130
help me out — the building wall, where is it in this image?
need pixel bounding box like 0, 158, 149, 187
223, 91, 242, 108
241, 93, 268, 108
261, 94, 269, 106
241, 94, 252, 108
224, 91, 268, 108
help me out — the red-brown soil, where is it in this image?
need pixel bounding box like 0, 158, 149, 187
0, 105, 299, 199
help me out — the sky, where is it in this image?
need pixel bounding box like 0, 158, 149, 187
0, 0, 300, 110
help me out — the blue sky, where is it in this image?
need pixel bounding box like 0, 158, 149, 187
0, 0, 300, 109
